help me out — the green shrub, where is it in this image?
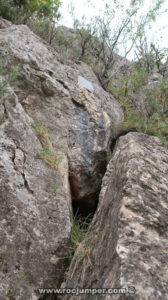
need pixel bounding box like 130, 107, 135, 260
28, 18, 52, 41
0, 0, 61, 24
116, 97, 168, 148
114, 68, 168, 148
129, 64, 148, 92
0, 0, 16, 21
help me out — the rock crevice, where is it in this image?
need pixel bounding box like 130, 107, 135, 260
62, 133, 168, 300
0, 19, 123, 299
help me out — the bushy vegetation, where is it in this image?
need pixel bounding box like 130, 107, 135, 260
114, 64, 168, 147
0, 0, 61, 23
0, 0, 61, 44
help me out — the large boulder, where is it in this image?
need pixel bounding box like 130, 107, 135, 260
62, 132, 168, 300
0, 20, 123, 215
0, 88, 71, 299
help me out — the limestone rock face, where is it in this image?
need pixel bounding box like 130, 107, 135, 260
0, 21, 123, 213
0, 89, 71, 299
62, 132, 168, 300
0, 20, 123, 298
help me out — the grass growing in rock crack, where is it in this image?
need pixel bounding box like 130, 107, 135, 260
75, 237, 96, 262
34, 119, 63, 171
36, 147, 62, 171
54, 213, 93, 264
70, 212, 93, 259
34, 119, 52, 149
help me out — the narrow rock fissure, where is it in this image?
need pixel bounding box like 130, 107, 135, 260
37, 153, 109, 300
69, 150, 113, 226
47, 146, 118, 300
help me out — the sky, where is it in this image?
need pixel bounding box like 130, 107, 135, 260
59, 0, 168, 58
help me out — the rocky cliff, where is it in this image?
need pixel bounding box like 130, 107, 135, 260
0, 18, 168, 300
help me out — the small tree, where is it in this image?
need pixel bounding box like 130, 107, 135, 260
70, 0, 166, 90
134, 32, 168, 75
73, 17, 97, 58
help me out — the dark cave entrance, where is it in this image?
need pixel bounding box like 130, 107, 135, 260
72, 189, 100, 222
69, 153, 109, 224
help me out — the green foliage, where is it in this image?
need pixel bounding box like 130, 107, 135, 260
130, 64, 148, 91
70, 219, 87, 253
51, 28, 81, 61
159, 78, 168, 111
73, 16, 96, 58
28, 18, 52, 41
0, 0, 61, 45
28, 1, 61, 44
71, 221, 104, 262
56, 28, 73, 49
119, 112, 168, 148
115, 77, 168, 148
70, 213, 92, 258
0, 0, 61, 24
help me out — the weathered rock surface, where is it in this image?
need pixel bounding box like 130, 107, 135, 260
0, 19, 123, 214
62, 132, 168, 300
0, 19, 123, 298
0, 88, 71, 299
